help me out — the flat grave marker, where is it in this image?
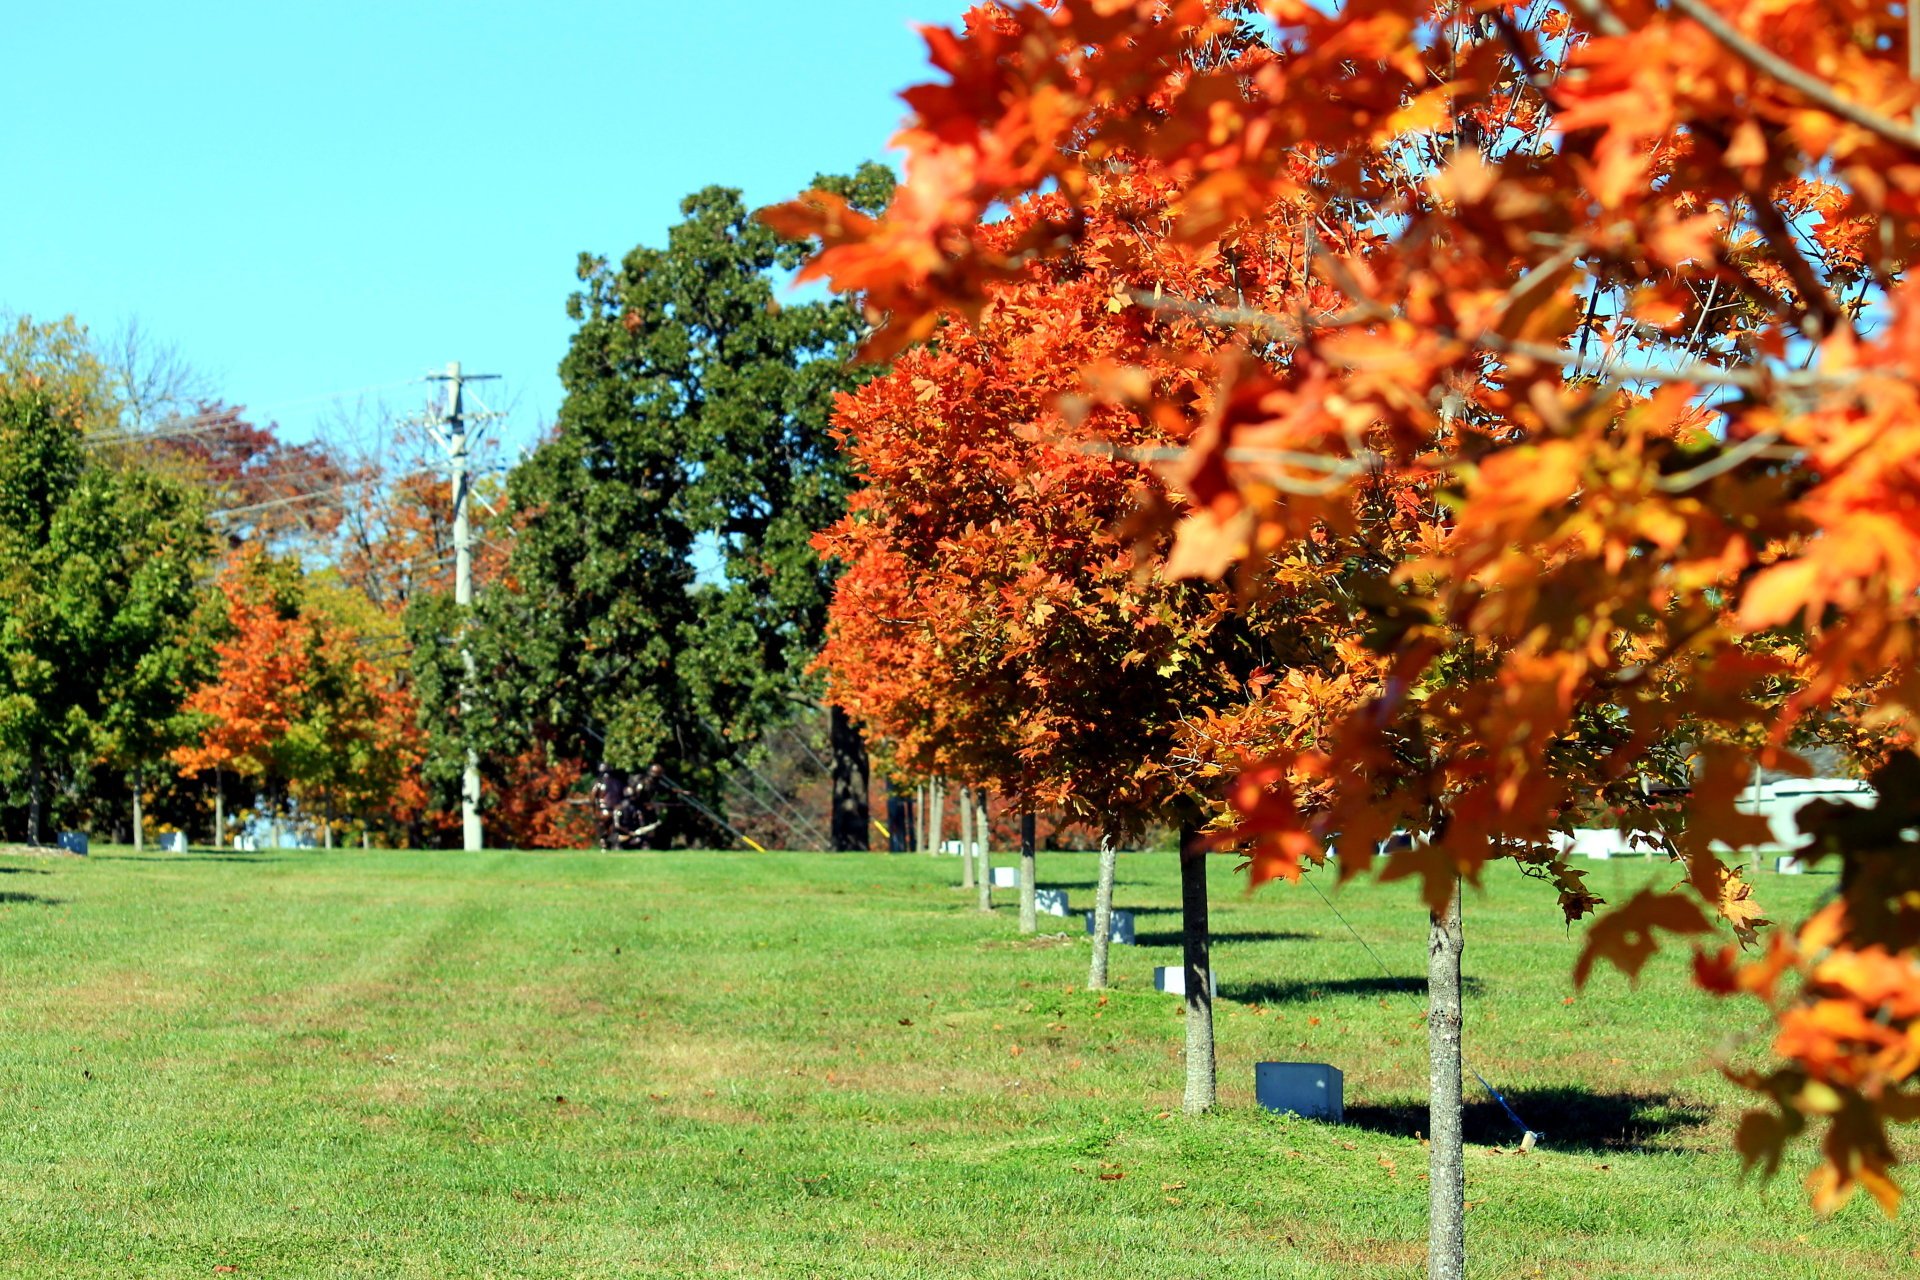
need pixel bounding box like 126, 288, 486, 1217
1084, 909, 1135, 945
1153, 966, 1217, 997
1255, 1062, 1344, 1123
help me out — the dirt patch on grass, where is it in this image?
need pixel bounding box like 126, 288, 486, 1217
0, 844, 84, 861
243, 978, 405, 1033
52, 970, 192, 1030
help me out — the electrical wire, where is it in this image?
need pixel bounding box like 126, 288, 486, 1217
1298, 863, 1542, 1145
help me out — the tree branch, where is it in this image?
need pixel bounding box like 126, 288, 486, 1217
1670, 0, 1920, 152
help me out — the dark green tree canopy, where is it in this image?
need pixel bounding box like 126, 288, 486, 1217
444, 166, 893, 839
0, 388, 212, 840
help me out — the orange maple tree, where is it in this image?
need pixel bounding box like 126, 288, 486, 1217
173, 549, 430, 844
771, 0, 1920, 1213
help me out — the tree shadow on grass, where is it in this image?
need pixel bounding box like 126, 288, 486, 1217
1135, 929, 1319, 947
0, 866, 53, 875
1342, 1087, 1712, 1154
0, 891, 63, 906
1225, 975, 1484, 1005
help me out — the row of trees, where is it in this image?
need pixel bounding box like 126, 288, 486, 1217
761, 0, 1920, 1269
0, 167, 911, 855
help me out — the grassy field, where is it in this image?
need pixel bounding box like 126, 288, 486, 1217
0, 845, 1911, 1278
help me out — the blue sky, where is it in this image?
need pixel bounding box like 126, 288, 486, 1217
2, 2, 964, 452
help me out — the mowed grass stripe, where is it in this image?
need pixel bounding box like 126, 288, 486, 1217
0, 848, 1908, 1278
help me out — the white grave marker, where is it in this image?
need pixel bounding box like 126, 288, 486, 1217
56, 831, 88, 856
1153, 966, 1218, 997
1034, 888, 1070, 916
1084, 909, 1136, 945
159, 832, 187, 853
1775, 854, 1806, 875
991, 865, 1018, 888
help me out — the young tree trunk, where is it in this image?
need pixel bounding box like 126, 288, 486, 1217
974, 790, 992, 911
131, 768, 144, 853
928, 778, 947, 855
26, 744, 44, 847
323, 794, 334, 850
959, 786, 975, 889
213, 780, 226, 850
1180, 822, 1216, 1114
1428, 877, 1466, 1280
917, 782, 930, 852
1087, 830, 1118, 990
828, 704, 870, 851
1018, 812, 1037, 934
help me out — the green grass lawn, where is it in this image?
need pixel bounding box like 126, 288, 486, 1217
0, 846, 1911, 1278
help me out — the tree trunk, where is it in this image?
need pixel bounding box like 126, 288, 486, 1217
26, 744, 43, 847
214, 779, 226, 850
974, 790, 992, 911
1087, 830, 1118, 990
1428, 877, 1466, 1280
131, 768, 144, 853
928, 778, 946, 855
323, 794, 334, 850
1181, 823, 1216, 1114
917, 782, 930, 852
959, 786, 975, 889
829, 704, 869, 851
1018, 812, 1037, 934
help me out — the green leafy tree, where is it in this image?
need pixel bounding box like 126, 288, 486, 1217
457, 167, 892, 845
0, 388, 211, 842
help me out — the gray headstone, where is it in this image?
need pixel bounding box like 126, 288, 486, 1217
56, 831, 88, 856
1034, 888, 1069, 916
1255, 1062, 1344, 1123
1084, 909, 1135, 945
1153, 966, 1217, 997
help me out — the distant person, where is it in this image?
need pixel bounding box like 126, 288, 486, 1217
591, 763, 629, 851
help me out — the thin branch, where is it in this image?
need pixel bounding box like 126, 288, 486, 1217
1133, 291, 1850, 393
1652, 430, 1783, 493
1670, 0, 1920, 152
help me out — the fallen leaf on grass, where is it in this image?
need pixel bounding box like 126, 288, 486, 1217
898, 1017, 913, 1026
1162, 1181, 1186, 1191
1098, 1171, 1125, 1181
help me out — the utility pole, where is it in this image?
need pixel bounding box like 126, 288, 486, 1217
422, 361, 501, 853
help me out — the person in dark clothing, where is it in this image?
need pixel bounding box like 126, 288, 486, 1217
630, 764, 667, 848
591, 763, 629, 851
593, 761, 665, 850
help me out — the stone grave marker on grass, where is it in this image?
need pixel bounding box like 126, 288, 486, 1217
1084, 909, 1135, 944
1255, 1062, 1344, 1123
